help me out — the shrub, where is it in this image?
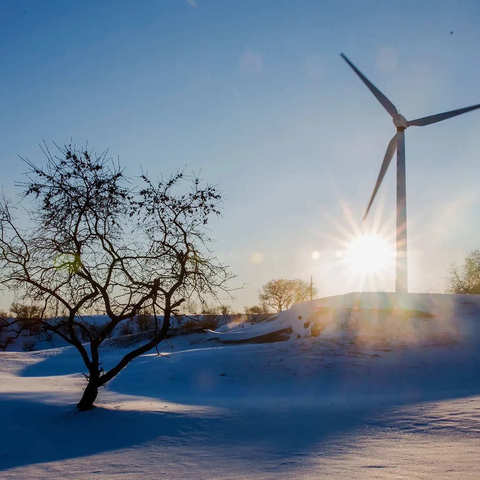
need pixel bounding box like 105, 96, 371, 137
180, 315, 219, 333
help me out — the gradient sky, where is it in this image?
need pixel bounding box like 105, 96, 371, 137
1, 0, 479, 311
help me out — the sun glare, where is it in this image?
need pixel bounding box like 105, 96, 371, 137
343, 234, 393, 275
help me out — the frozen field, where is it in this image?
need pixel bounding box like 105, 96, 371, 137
1, 292, 480, 479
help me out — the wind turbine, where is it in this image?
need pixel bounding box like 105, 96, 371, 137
340, 53, 480, 293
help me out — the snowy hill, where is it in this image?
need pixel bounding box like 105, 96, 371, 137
210, 291, 480, 347
1, 292, 480, 479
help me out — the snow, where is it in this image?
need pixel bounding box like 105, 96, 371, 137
1, 292, 480, 479
1, 314, 230, 352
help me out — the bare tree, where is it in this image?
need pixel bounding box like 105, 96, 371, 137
449, 250, 480, 294
184, 300, 198, 315
218, 304, 231, 315
200, 303, 218, 315
0, 306, 34, 350
10, 302, 43, 334
244, 304, 268, 315
0, 311, 15, 350
259, 279, 317, 313
0, 144, 230, 410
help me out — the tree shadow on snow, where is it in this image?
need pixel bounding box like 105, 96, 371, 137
0, 393, 207, 471
0, 392, 382, 472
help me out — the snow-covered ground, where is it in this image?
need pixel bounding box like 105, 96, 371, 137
1, 292, 480, 479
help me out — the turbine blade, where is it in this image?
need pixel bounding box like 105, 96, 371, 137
408, 104, 480, 126
340, 53, 398, 118
363, 134, 398, 221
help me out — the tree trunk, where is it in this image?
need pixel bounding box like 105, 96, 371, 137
77, 379, 98, 411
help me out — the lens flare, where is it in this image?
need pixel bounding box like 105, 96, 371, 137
343, 234, 393, 275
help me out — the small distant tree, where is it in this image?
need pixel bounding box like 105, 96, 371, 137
219, 304, 231, 315
244, 303, 270, 322
135, 307, 156, 332
244, 304, 268, 315
200, 303, 218, 315
10, 302, 43, 334
0, 143, 230, 410
0, 309, 27, 350
259, 279, 317, 313
184, 300, 198, 315
449, 250, 480, 294
0, 312, 11, 349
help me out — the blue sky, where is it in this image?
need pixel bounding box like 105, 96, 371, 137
1, 0, 480, 311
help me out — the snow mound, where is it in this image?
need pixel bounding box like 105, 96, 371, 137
207, 293, 480, 348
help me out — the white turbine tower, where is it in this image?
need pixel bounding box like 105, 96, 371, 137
341, 53, 480, 293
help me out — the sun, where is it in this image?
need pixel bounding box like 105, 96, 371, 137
343, 234, 393, 275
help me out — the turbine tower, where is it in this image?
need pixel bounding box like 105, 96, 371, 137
341, 53, 480, 293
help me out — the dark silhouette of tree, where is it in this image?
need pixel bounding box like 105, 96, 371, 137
449, 250, 480, 294
259, 279, 316, 313
10, 302, 43, 334
0, 143, 230, 410
0, 305, 38, 350
218, 304, 231, 315
0, 311, 16, 350
244, 304, 268, 315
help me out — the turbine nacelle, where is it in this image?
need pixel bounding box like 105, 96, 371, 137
393, 114, 408, 130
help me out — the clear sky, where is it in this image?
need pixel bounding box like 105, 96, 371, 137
1, 0, 479, 311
